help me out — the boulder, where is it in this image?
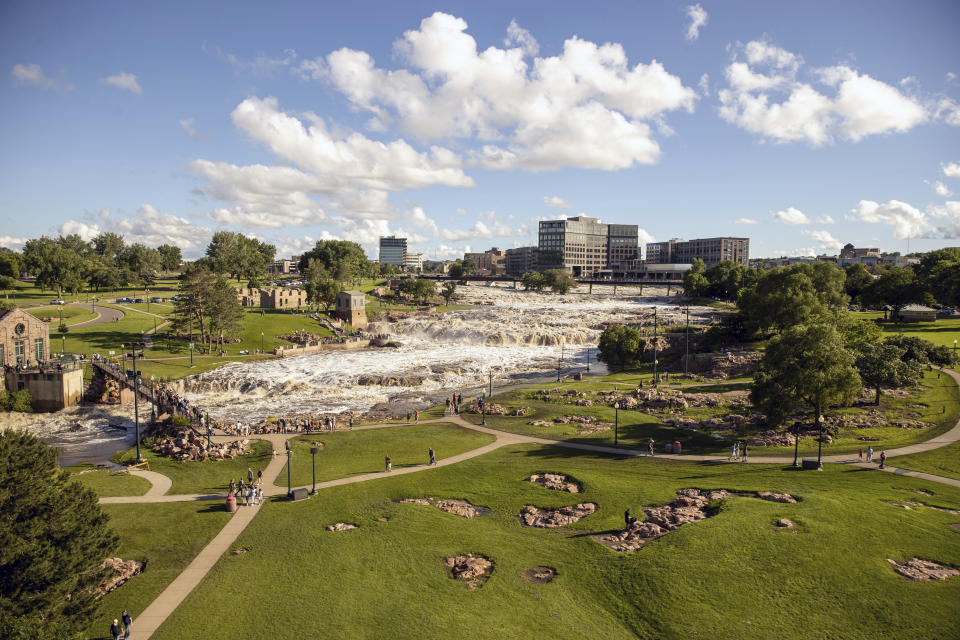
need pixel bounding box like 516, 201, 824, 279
527, 473, 580, 493
888, 557, 960, 581
445, 554, 493, 589
99, 557, 143, 595
520, 503, 596, 528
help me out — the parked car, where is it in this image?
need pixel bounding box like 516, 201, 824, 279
49, 299, 65, 305
134, 298, 144, 303
150, 297, 164, 303
116, 297, 133, 303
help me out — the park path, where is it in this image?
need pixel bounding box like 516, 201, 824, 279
66, 301, 125, 328
127, 468, 172, 497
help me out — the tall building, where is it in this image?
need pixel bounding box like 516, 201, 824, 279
538, 216, 638, 276
645, 237, 749, 267
404, 252, 424, 272
505, 246, 539, 276
379, 236, 407, 266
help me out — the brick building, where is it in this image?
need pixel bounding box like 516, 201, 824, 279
0, 307, 49, 367
335, 290, 368, 328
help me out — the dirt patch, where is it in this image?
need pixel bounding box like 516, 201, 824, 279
888, 557, 960, 581
445, 554, 493, 589
527, 473, 580, 494
775, 518, 795, 528
397, 497, 492, 518
326, 522, 357, 531
230, 548, 249, 555
377, 516, 389, 522
523, 566, 558, 584
98, 557, 143, 595
521, 503, 596, 528
596, 489, 798, 552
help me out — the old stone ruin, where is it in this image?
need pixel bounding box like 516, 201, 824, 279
680, 351, 762, 379
527, 473, 580, 493
596, 489, 797, 552
520, 503, 597, 528
98, 557, 143, 595
529, 415, 614, 434
397, 497, 492, 518
151, 428, 251, 461
887, 557, 960, 581
445, 554, 493, 589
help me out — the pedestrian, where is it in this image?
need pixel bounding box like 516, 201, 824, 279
385, 456, 392, 472
730, 443, 737, 461
238, 478, 245, 496
741, 443, 747, 462
257, 468, 262, 482
349, 416, 354, 430
867, 446, 873, 462
458, 393, 463, 405
111, 619, 122, 640
256, 486, 263, 505
415, 410, 419, 422
858, 448, 863, 461
122, 610, 132, 639
624, 507, 635, 528
647, 439, 654, 457
229, 478, 236, 495
247, 467, 253, 484
429, 447, 436, 465
879, 450, 886, 469
406, 412, 411, 423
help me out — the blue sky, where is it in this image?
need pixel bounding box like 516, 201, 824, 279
2, 0, 959, 260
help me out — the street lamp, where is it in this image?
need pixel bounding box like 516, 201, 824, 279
286, 440, 292, 498
793, 421, 800, 468
614, 401, 620, 446
129, 341, 145, 462
261, 331, 264, 354
653, 307, 659, 384
310, 446, 319, 494
816, 414, 824, 471
586, 347, 590, 372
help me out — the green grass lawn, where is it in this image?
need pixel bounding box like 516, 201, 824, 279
281, 423, 497, 486
86, 502, 232, 639
153, 444, 960, 640
113, 441, 274, 494
67, 465, 152, 497
856, 312, 960, 348
24, 304, 98, 325
891, 440, 960, 481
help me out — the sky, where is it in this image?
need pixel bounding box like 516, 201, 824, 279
1, 0, 959, 261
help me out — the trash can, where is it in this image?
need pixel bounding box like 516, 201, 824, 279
226, 495, 237, 513
673, 441, 682, 455
664, 442, 673, 453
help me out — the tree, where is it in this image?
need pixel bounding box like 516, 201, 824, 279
597, 325, 646, 371
441, 281, 457, 304
520, 271, 546, 291
703, 260, 755, 300
119, 243, 161, 287
22, 236, 89, 298
157, 244, 183, 272
751, 322, 862, 426
447, 263, 464, 279
460, 258, 477, 275
843, 263, 873, 304
543, 269, 575, 294
92, 232, 125, 263
860, 266, 922, 318
0, 388, 33, 412
297, 240, 374, 281
738, 262, 848, 334
836, 312, 882, 352
412, 278, 437, 305
682, 258, 708, 297
0, 431, 118, 637
171, 266, 220, 347
205, 283, 244, 346
0, 248, 20, 279
883, 335, 959, 367
854, 343, 922, 405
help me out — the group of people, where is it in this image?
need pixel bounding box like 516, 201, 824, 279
445, 393, 465, 415
229, 468, 265, 506
858, 447, 887, 468
109, 610, 132, 640
729, 441, 748, 462
384, 447, 437, 472
223, 414, 355, 436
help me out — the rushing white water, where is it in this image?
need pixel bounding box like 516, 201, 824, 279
181, 284, 700, 422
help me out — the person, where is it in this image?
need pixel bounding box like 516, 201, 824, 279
238, 478, 245, 496
111, 619, 122, 640
458, 393, 463, 405
257, 468, 262, 482
229, 478, 236, 495
879, 450, 886, 469
741, 443, 747, 462
415, 410, 419, 422
429, 447, 436, 465
385, 456, 392, 472
867, 446, 873, 462
406, 412, 411, 423
247, 467, 254, 484
730, 442, 737, 461
256, 486, 263, 505
122, 610, 132, 639
349, 416, 354, 430
858, 448, 863, 461
647, 439, 654, 457
624, 507, 635, 528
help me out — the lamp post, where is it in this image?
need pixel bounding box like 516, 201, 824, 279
121, 343, 126, 373
793, 421, 800, 468
489, 370, 493, 398
684, 306, 690, 376
614, 401, 619, 446
816, 414, 824, 471
205, 414, 212, 451
586, 347, 590, 372
189, 300, 194, 368
310, 446, 318, 494
285, 440, 292, 498
130, 341, 144, 462
261, 331, 264, 354
653, 308, 659, 385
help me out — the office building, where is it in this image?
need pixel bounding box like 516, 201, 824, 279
379, 236, 407, 266
538, 216, 639, 276
646, 237, 749, 267
505, 246, 539, 276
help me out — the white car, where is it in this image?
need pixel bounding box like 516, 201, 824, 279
49, 299, 65, 305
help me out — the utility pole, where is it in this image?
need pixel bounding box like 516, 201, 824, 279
189, 298, 194, 368
653, 308, 659, 385
131, 342, 143, 462
489, 370, 492, 398
684, 306, 690, 376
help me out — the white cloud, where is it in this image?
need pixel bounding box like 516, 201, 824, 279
852, 199, 928, 239
718, 39, 927, 145
543, 195, 571, 209
0, 235, 28, 250
202, 42, 299, 77
773, 207, 810, 225
61, 205, 214, 256
637, 228, 656, 246
930, 180, 953, 197
321, 12, 696, 171
934, 98, 960, 127
698, 73, 710, 97
943, 162, 960, 178
802, 229, 844, 250
684, 4, 708, 41
179, 118, 210, 140
504, 19, 538, 57
102, 73, 142, 95
12, 63, 51, 87
440, 218, 526, 242
734, 217, 758, 224
929, 201, 960, 237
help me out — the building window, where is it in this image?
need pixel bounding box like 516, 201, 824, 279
35, 338, 44, 363
15, 340, 25, 365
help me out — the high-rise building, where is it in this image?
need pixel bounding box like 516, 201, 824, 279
645, 237, 749, 267
404, 252, 424, 272
378, 236, 407, 266
537, 216, 638, 276
505, 246, 539, 276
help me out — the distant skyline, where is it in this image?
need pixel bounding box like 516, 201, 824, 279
1, 0, 959, 260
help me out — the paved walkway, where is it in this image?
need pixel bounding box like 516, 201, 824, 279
128, 468, 172, 497
67, 302, 125, 328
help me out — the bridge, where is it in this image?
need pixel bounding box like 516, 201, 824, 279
420, 274, 684, 293
91, 359, 155, 406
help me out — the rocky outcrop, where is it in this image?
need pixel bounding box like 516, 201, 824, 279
151, 428, 250, 461
527, 473, 580, 494
398, 497, 491, 518
99, 557, 143, 595
523, 566, 557, 583
326, 522, 357, 531
356, 374, 424, 386
776, 518, 795, 528
529, 415, 613, 434
888, 557, 959, 581
520, 503, 596, 528
445, 554, 493, 589
463, 402, 530, 416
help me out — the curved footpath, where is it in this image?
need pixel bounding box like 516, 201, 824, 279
112, 367, 960, 639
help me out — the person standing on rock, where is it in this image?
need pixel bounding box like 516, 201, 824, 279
429, 447, 436, 465
122, 610, 132, 639
879, 450, 886, 469
624, 508, 635, 528
111, 619, 122, 640
385, 456, 392, 472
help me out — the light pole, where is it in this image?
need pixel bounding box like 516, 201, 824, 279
684, 306, 690, 376
489, 370, 493, 398
189, 299, 194, 368
286, 440, 292, 498
121, 343, 126, 373
310, 446, 318, 494
793, 421, 800, 468
653, 307, 659, 385
261, 331, 264, 354
816, 414, 824, 470
614, 401, 619, 446
130, 342, 144, 462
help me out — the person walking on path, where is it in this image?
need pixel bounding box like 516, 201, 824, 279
866, 446, 874, 463
385, 456, 392, 472
647, 439, 655, 457
257, 468, 262, 482
741, 443, 747, 463
879, 450, 886, 469
428, 447, 436, 465
122, 610, 132, 639
349, 416, 354, 430
415, 410, 420, 422
229, 478, 236, 495
111, 619, 122, 640
858, 448, 863, 461
406, 412, 411, 423
730, 442, 737, 461
247, 467, 254, 484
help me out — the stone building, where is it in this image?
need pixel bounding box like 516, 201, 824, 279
335, 290, 368, 329
0, 307, 49, 367
236, 287, 309, 309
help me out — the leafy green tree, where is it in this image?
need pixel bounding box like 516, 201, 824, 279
119, 243, 161, 287
0, 431, 117, 637
171, 266, 220, 346
751, 322, 862, 426
206, 282, 245, 346
156, 244, 183, 272
0, 248, 20, 279
843, 263, 873, 304
704, 260, 755, 300
520, 271, 546, 291
854, 342, 922, 404
91, 232, 125, 263
860, 266, 923, 318
0, 389, 33, 412
412, 278, 437, 304
913, 248, 960, 285
597, 325, 646, 371
544, 269, 575, 294
441, 281, 457, 304
447, 263, 464, 279
0, 275, 15, 293
883, 335, 959, 367
835, 312, 882, 352
738, 262, 848, 334
22, 236, 89, 298
926, 258, 960, 307
297, 240, 374, 281
682, 258, 708, 297
460, 258, 477, 275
